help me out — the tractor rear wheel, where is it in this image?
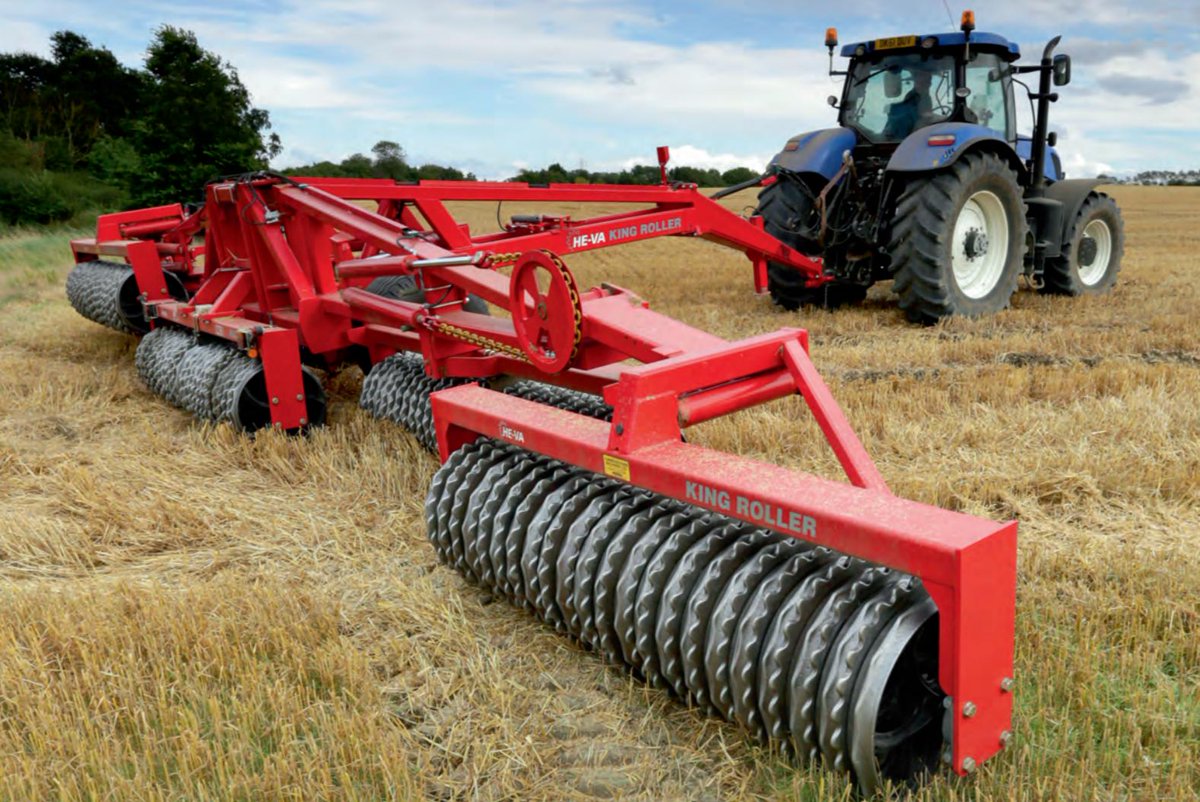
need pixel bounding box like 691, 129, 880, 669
889, 152, 1027, 323
1040, 193, 1123, 295
755, 177, 867, 311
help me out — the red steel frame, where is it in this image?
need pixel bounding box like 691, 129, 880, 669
69, 170, 1015, 777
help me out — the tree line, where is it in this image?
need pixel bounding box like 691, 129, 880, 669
1098, 170, 1200, 186
281, 141, 476, 182
1, 28, 763, 228
283, 151, 761, 187
507, 163, 760, 186
0, 28, 277, 225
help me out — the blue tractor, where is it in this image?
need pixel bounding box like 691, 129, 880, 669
756, 12, 1124, 322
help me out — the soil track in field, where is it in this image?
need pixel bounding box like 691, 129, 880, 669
0, 186, 1195, 800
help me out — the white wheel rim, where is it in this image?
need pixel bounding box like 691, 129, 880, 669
951, 190, 1010, 299
1078, 219, 1113, 286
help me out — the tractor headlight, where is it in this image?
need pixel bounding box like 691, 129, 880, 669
921, 36, 937, 49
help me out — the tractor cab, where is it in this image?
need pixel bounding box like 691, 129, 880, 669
835, 31, 1019, 145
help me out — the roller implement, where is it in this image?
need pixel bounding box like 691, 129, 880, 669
66, 170, 1016, 794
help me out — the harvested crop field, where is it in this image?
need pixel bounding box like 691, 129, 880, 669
0, 185, 1196, 801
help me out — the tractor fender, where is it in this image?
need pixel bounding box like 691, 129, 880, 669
1043, 178, 1106, 245
886, 123, 1024, 177
1015, 137, 1062, 183
769, 128, 858, 180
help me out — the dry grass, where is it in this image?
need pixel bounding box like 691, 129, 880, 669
0, 186, 1196, 801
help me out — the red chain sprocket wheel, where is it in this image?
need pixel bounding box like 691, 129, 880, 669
508, 250, 582, 374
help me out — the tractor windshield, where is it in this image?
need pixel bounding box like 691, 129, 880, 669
842, 53, 956, 142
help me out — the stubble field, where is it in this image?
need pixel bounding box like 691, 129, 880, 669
0, 185, 1196, 801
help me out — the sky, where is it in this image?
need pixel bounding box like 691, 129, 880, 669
2, 0, 1198, 179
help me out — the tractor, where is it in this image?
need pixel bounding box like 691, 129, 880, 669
756, 11, 1125, 322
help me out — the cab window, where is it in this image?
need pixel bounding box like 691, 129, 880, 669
964, 53, 1013, 139
843, 54, 956, 142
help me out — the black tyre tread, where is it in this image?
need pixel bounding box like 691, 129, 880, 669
503, 381, 613, 422
464, 452, 529, 585
680, 529, 780, 712
593, 502, 678, 669
537, 480, 618, 631
634, 513, 725, 690
555, 490, 625, 639
521, 474, 594, 616
788, 566, 892, 763
1041, 192, 1124, 295
367, 273, 489, 314
66, 260, 188, 334
726, 547, 836, 739
423, 440, 947, 793
66, 260, 134, 333
655, 522, 749, 700
704, 539, 810, 722
360, 352, 478, 451
574, 492, 656, 649
889, 151, 1028, 323
755, 179, 868, 311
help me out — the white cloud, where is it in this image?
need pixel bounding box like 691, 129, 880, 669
524, 41, 837, 128
242, 65, 375, 110
1059, 149, 1115, 179
4, 0, 1196, 176
0, 20, 50, 55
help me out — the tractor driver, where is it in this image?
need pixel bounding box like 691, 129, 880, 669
883, 67, 935, 140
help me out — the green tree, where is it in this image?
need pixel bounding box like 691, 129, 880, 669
625, 164, 662, 184
340, 153, 374, 178
720, 167, 759, 185
0, 128, 38, 170
0, 52, 55, 145
371, 140, 410, 180
415, 163, 468, 180
132, 26, 280, 205
88, 135, 141, 187
47, 32, 144, 167
668, 165, 722, 186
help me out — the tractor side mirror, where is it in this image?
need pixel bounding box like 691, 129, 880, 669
1052, 54, 1071, 86
1047, 131, 1058, 147
884, 70, 902, 98
827, 94, 839, 108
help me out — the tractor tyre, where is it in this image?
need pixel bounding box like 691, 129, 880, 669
889, 151, 1027, 323
755, 177, 866, 311
366, 274, 488, 314
1040, 193, 1123, 296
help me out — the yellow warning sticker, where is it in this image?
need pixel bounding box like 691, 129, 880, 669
602, 454, 631, 481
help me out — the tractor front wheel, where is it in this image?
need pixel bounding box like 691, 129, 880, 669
1040, 193, 1124, 295
889, 152, 1027, 323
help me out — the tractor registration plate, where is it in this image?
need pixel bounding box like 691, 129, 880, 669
874, 35, 917, 50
